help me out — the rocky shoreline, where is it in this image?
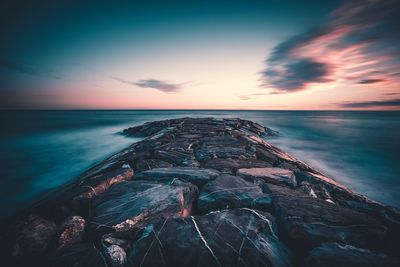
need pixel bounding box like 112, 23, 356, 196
1, 117, 399, 266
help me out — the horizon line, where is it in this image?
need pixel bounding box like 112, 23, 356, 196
1, 108, 400, 112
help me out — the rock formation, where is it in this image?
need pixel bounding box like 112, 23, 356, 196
0, 117, 399, 266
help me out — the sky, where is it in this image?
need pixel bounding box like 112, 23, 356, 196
0, 0, 399, 110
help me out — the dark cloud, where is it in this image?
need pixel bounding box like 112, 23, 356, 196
260, 0, 400, 93
112, 77, 187, 93
0, 59, 60, 79
385, 92, 400, 96
358, 79, 387, 84
261, 58, 330, 93
340, 99, 400, 108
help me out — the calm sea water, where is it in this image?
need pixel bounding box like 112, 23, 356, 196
1, 110, 399, 217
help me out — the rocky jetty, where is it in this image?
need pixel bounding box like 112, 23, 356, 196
1, 117, 399, 266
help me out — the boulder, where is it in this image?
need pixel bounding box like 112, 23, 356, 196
304, 242, 399, 267
91, 180, 198, 234
128, 209, 292, 266
134, 167, 220, 187
58, 216, 86, 249
104, 245, 127, 266
101, 234, 131, 253
197, 174, 271, 214
73, 166, 134, 200
265, 183, 388, 255
237, 167, 297, 187
13, 214, 58, 257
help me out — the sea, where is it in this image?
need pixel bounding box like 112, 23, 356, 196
0, 110, 399, 218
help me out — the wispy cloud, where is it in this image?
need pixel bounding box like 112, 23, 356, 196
358, 79, 386, 84
260, 0, 400, 93
0, 59, 60, 79
340, 99, 400, 108
111, 77, 188, 93
385, 92, 400, 96
238, 93, 267, 101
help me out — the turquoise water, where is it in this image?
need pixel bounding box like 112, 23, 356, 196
1, 110, 399, 217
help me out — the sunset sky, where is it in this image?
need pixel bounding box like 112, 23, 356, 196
1, 0, 399, 110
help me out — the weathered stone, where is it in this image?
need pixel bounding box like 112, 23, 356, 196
266, 183, 388, 255
101, 234, 131, 253
199, 135, 244, 146
195, 145, 256, 161
299, 181, 334, 202
254, 145, 279, 164
91, 180, 198, 234
128, 209, 292, 266
153, 150, 194, 165
13, 214, 58, 257
180, 158, 201, 167
52, 243, 107, 267
237, 167, 297, 187
104, 245, 127, 266
70, 166, 134, 217
58, 216, 85, 249
73, 166, 134, 200
134, 167, 220, 187
134, 158, 172, 172
197, 174, 271, 214
304, 242, 399, 267
204, 158, 272, 172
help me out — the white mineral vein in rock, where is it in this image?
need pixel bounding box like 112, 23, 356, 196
191, 216, 221, 266
242, 208, 277, 239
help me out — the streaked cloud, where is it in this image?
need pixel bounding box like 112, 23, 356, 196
111, 77, 189, 93
340, 99, 400, 108
238, 93, 267, 101
260, 0, 400, 93
358, 79, 386, 84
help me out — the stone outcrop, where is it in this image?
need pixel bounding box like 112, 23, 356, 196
128, 209, 292, 267
0, 117, 398, 266
197, 174, 271, 214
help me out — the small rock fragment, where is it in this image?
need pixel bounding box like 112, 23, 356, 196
104, 245, 127, 266
237, 167, 297, 187
58, 216, 86, 249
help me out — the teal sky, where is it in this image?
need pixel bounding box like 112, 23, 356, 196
1, 0, 399, 109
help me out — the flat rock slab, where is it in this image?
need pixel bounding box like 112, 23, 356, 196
195, 145, 256, 161
265, 183, 388, 255
134, 159, 172, 172
91, 180, 198, 232
134, 167, 220, 187
204, 158, 272, 172
237, 167, 297, 187
128, 209, 292, 267
304, 242, 399, 267
197, 174, 272, 214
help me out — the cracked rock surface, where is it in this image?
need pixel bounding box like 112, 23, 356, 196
0, 117, 399, 266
